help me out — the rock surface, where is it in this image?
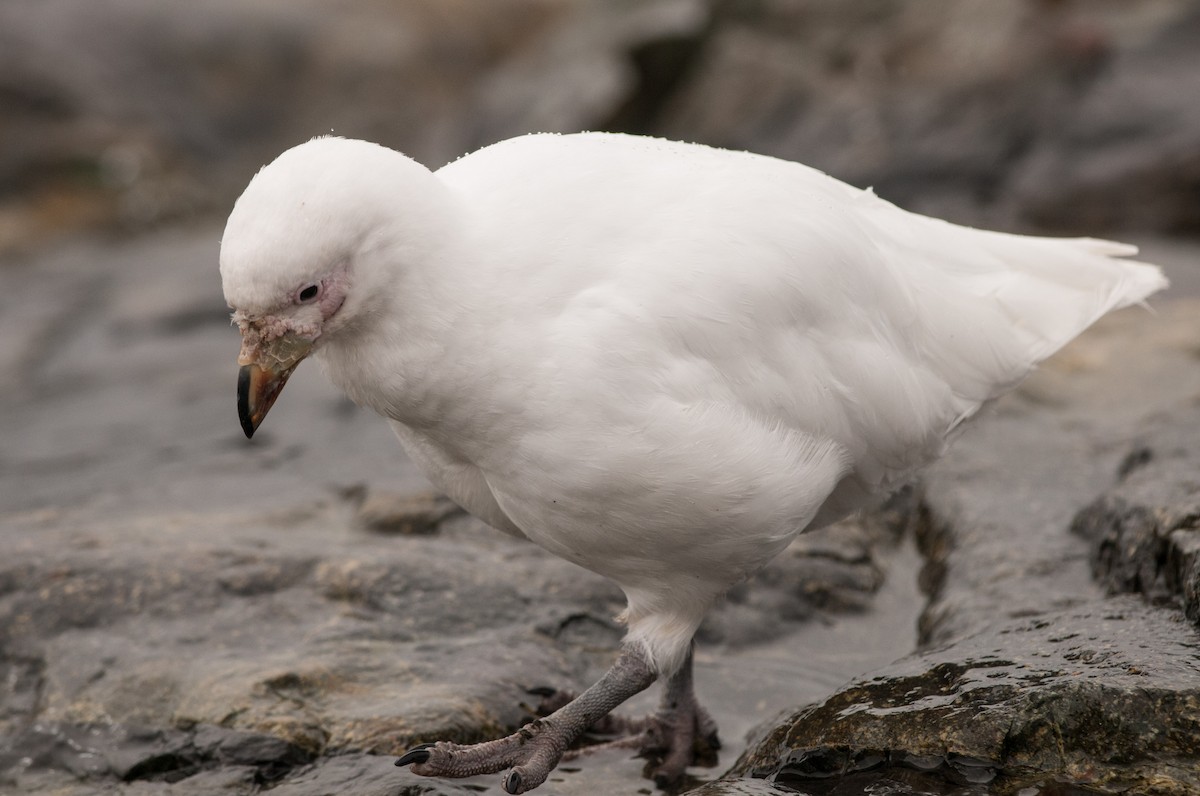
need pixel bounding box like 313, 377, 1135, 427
5, 4, 1200, 793
655, 0, 1200, 233
719, 301, 1200, 795
3, 227, 1199, 796
1071, 411, 1200, 626
0, 226, 925, 795
4, 0, 1200, 251
0, 0, 707, 251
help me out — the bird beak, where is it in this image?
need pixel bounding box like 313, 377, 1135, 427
236, 332, 314, 438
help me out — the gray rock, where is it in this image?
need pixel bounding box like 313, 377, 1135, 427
709, 301, 1200, 795
1071, 409, 1200, 625
352, 490, 466, 536
4, 223, 1200, 795
733, 600, 1199, 794
0, 227, 915, 795
1008, 4, 1200, 233
0, 497, 900, 795
0, 0, 706, 251
651, 0, 1200, 233
5, 0, 1200, 254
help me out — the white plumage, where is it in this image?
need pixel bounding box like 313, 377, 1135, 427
220, 132, 1165, 789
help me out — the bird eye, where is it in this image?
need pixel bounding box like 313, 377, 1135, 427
297, 284, 320, 303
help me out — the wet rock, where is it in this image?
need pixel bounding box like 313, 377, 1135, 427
0, 722, 311, 787
702, 516, 890, 649
0, 505, 602, 793
268, 754, 484, 795
3, 223, 1199, 795
1071, 413, 1200, 624
0, 502, 896, 796
734, 602, 1199, 794
709, 302, 1200, 795
683, 779, 797, 796
0, 225, 916, 796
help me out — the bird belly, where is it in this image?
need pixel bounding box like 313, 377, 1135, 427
481, 399, 851, 594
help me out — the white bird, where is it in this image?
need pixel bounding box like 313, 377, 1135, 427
219, 132, 1166, 793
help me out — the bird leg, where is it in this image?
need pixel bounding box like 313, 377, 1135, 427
395, 643, 657, 794
641, 646, 721, 787
530, 646, 721, 789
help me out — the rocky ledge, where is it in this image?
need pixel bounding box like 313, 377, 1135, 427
1, 227, 1198, 796
1, 226, 917, 796
718, 301, 1200, 795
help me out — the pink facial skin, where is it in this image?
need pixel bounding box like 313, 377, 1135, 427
232, 260, 350, 364
316, 260, 350, 322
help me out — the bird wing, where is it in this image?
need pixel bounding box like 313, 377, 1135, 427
438, 132, 1165, 524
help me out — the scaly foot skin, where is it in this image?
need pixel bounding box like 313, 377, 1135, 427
527, 647, 721, 789
396, 718, 570, 794
526, 686, 654, 739
396, 645, 657, 794
641, 651, 721, 788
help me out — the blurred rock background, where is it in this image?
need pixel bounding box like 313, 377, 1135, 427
2, 0, 1199, 255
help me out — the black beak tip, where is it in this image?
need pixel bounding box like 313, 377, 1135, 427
237, 365, 257, 439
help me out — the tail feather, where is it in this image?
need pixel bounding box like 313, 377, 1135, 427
983, 233, 1167, 361
1073, 237, 1139, 257
869, 205, 1170, 408
879, 207, 1170, 363
1066, 237, 1167, 310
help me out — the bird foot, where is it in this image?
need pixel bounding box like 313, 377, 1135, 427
396, 645, 657, 793
640, 695, 721, 788
396, 717, 570, 794
526, 684, 721, 789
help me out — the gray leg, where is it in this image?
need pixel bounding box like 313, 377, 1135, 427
530, 644, 721, 788
644, 646, 720, 787
396, 644, 657, 794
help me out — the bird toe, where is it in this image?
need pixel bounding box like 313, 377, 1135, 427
394, 743, 435, 767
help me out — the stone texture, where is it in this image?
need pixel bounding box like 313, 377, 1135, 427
4, 0, 1200, 252
0, 497, 898, 795
1071, 412, 1200, 625
712, 302, 1200, 795
0, 227, 916, 796
0, 0, 707, 252
643, 0, 1200, 233
352, 490, 466, 536
5, 5, 1200, 792
735, 602, 1200, 794
5, 227, 1199, 796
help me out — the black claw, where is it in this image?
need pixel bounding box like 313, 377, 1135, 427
505, 770, 523, 794
395, 743, 435, 767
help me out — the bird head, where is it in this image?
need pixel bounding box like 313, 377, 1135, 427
219, 136, 450, 438
225, 265, 346, 439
